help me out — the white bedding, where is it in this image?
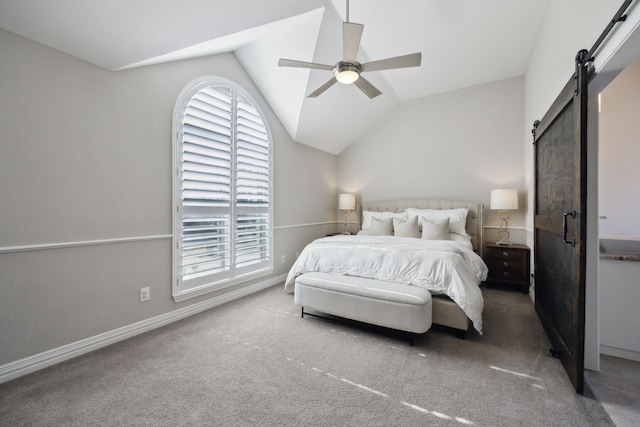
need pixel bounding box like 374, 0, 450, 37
284, 235, 488, 333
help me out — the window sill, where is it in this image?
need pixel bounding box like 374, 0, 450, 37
173, 267, 274, 303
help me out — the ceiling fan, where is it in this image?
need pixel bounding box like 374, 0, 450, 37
278, 0, 422, 99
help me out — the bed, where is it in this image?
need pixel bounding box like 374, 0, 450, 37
284, 199, 488, 337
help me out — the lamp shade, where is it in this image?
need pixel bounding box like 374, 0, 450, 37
338, 193, 356, 210
490, 189, 518, 210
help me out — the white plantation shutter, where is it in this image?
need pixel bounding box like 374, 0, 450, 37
235, 94, 270, 271
173, 78, 273, 299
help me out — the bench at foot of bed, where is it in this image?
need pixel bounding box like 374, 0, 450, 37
295, 272, 471, 339
294, 272, 432, 343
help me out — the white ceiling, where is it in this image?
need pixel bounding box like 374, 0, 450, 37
0, 0, 550, 154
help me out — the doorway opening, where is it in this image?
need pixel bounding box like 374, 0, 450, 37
584, 22, 640, 426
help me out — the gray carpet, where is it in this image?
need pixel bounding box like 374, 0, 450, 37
0, 285, 613, 426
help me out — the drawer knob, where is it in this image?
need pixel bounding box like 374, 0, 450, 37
502, 251, 510, 257
503, 261, 509, 267
503, 272, 509, 277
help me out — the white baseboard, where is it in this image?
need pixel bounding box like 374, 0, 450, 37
600, 344, 640, 363
0, 274, 287, 385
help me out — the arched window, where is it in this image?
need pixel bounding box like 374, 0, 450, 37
173, 77, 273, 301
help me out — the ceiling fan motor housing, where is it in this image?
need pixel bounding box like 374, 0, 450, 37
334, 61, 361, 84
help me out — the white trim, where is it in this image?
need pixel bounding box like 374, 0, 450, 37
0, 234, 172, 254
274, 221, 336, 230
587, 3, 640, 371
0, 222, 534, 255
0, 274, 287, 385
0, 221, 339, 255
483, 225, 527, 230
590, 1, 640, 93
599, 235, 640, 241
172, 267, 274, 302
600, 344, 640, 363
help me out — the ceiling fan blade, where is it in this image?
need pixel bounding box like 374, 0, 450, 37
308, 77, 338, 98
278, 58, 334, 71
361, 52, 422, 72
353, 76, 382, 98
343, 22, 364, 63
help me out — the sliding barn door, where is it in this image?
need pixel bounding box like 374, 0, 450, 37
532, 51, 589, 394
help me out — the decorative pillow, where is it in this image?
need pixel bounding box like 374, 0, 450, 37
358, 217, 393, 235
393, 215, 420, 238
421, 217, 450, 240
361, 211, 407, 230
406, 208, 468, 236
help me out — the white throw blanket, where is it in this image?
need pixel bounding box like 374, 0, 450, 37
285, 235, 488, 333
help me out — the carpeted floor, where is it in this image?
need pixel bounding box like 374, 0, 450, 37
0, 284, 614, 426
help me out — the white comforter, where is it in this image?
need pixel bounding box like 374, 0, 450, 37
285, 235, 488, 333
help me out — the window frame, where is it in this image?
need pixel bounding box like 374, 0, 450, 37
172, 76, 274, 302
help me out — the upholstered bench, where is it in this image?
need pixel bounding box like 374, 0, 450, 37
294, 272, 432, 342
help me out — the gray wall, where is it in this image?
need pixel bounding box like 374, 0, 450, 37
599, 55, 640, 238
337, 76, 526, 241
598, 55, 640, 361
0, 28, 336, 367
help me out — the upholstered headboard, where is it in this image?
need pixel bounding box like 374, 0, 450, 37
360, 199, 484, 256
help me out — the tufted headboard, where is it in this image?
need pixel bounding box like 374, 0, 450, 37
360, 199, 484, 256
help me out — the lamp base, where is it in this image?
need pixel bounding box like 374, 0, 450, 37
497, 215, 511, 245
342, 209, 352, 234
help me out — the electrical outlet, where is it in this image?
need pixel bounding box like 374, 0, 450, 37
140, 287, 150, 302
281, 255, 286, 264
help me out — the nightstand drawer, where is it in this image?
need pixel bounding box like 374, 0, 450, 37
490, 248, 523, 260
487, 258, 523, 272
484, 243, 531, 294
488, 268, 525, 282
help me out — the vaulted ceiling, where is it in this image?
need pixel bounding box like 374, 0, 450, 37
0, 0, 550, 154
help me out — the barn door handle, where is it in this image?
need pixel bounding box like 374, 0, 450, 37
562, 211, 576, 246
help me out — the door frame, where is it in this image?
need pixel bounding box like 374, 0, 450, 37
584, 9, 640, 372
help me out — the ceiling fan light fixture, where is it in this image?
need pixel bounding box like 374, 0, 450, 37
277, 0, 421, 98
334, 63, 360, 84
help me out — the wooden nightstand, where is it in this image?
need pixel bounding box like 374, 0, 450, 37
484, 243, 531, 294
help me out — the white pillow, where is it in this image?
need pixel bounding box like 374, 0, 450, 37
358, 217, 393, 235
361, 211, 407, 230
421, 217, 450, 240
393, 215, 420, 238
449, 233, 473, 249
406, 208, 468, 236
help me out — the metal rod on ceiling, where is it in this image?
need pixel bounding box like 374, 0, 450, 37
346, 0, 350, 23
